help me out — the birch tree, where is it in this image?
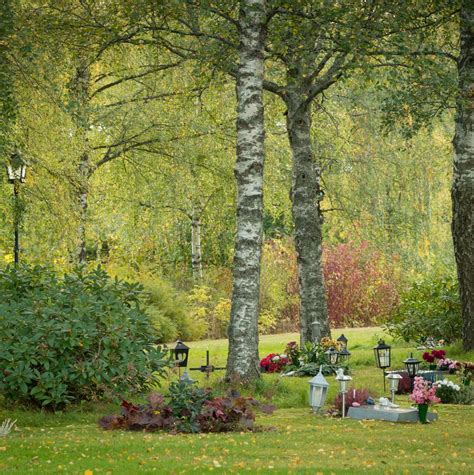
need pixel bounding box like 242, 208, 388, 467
453, 0, 474, 350
225, 0, 266, 382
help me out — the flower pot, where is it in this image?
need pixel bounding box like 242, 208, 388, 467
418, 403, 429, 423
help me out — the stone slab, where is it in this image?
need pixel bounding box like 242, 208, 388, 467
347, 405, 438, 423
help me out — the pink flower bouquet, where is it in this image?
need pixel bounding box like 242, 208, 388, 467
410, 376, 440, 405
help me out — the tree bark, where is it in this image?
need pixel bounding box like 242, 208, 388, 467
285, 89, 330, 345
70, 65, 90, 264
452, 0, 474, 351
191, 206, 203, 279
226, 0, 266, 383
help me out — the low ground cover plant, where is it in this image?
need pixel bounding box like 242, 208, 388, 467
99, 380, 275, 433
0, 265, 170, 409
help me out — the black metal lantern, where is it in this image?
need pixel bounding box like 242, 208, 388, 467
6, 150, 27, 184
373, 339, 391, 369
337, 334, 348, 350
6, 149, 27, 265
325, 347, 339, 365
174, 340, 190, 368
338, 348, 351, 362
404, 353, 420, 385
374, 339, 391, 391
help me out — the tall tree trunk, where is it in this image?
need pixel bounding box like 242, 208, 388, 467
77, 150, 89, 264
191, 207, 203, 279
226, 0, 266, 383
70, 65, 90, 264
452, 0, 474, 351
286, 90, 330, 345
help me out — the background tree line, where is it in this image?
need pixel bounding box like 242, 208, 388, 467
0, 0, 472, 382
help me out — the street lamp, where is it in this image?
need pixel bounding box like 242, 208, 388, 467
336, 370, 352, 418
5, 150, 27, 265
373, 339, 391, 391
325, 347, 339, 365
386, 373, 402, 404
337, 334, 348, 350
404, 353, 420, 389
308, 366, 329, 413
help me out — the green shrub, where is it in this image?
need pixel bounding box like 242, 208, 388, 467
0, 265, 170, 409
140, 275, 200, 342
385, 275, 461, 344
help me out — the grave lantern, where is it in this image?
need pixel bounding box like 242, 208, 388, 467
336, 371, 352, 419
308, 366, 329, 413
325, 347, 339, 365
373, 339, 391, 391
174, 340, 190, 368
404, 353, 420, 389
338, 348, 351, 363
386, 372, 402, 404
337, 334, 348, 350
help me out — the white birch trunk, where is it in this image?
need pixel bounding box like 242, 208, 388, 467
226, 0, 266, 382
71, 64, 90, 264
286, 88, 330, 345
453, 0, 474, 350
191, 207, 203, 279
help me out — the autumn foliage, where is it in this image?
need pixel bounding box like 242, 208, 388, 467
323, 242, 399, 327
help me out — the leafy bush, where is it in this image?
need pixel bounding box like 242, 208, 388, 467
0, 265, 170, 409
140, 274, 202, 342
434, 379, 461, 404
99, 381, 275, 433
334, 387, 370, 414
324, 242, 399, 327
454, 385, 474, 405
385, 275, 461, 343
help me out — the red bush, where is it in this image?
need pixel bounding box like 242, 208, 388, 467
334, 387, 369, 414
323, 241, 399, 327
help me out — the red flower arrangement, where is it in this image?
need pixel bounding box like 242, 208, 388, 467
260, 353, 289, 373
423, 349, 446, 363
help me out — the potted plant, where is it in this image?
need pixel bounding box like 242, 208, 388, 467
409, 376, 440, 423
422, 349, 446, 370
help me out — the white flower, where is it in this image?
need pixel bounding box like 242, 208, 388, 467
271, 356, 280, 362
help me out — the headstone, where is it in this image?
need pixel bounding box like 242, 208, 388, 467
347, 405, 438, 423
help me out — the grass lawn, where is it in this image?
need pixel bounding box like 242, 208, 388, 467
1, 327, 473, 474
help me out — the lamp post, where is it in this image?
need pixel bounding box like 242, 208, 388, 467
173, 340, 190, 376
337, 334, 348, 350
373, 339, 391, 391
325, 347, 339, 365
404, 353, 420, 390
386, 373, 402, 404
6, 150, 27, 266
308, 366, 329, 413
336, 371, 352, 418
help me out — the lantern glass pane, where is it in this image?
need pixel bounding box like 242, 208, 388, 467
389, 378, 399, 391
379, 349, 390, 367
339, 379, 348, 393
177, 352, 185, 361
